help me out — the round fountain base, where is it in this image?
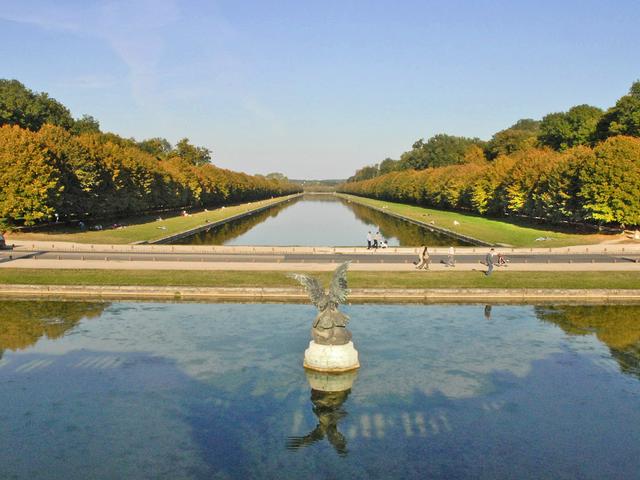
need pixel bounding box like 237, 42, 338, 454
303, 341, 360, 372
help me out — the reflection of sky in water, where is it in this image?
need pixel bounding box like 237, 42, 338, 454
25, 303, 563, 398
1, 302, 640, 479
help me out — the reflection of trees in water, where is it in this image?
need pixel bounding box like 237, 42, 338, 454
180, 199, 296, 245
344, 202, 469, 246
537, 305, 640, 378
0, 301, 107, 355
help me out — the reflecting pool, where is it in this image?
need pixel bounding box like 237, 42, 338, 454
175, 194, 469, 246
1, 301, 639, 479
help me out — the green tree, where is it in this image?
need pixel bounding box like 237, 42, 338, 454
265, 172, 288, 181
0, 79, 74, 131
486, 119, 540, 159
538, 104, 603, 150
71, 114, 101, 135
174, 138, 212, 166
378, 157, 399, 175
137, 137, 172, 158
398, 134, 484, 170
348, 165, 379, 182
595, 80, 640, 140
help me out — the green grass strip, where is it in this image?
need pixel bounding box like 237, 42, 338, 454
0, 269, 639, 289
8, 195, 299, 245
338, 193, 612, 248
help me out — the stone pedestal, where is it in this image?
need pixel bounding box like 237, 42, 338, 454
303, 341, 360, 373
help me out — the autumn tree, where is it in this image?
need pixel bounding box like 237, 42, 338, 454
0, 125, 62, 225
577, 136, 640, 225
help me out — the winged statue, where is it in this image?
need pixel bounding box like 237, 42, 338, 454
288, 261, 352, 346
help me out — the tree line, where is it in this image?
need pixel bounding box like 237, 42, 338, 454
0, 80, 300, 228
341, 81, 640, 227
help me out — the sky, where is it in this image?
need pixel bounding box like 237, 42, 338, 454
1, 0, 639, 179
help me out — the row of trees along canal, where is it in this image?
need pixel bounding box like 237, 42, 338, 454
340, 81, 640, 228
0, 80, 301, 229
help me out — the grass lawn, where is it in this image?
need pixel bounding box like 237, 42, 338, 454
6, 195, 299, 245
337, 194, 613, 248
0, 269, 638, 290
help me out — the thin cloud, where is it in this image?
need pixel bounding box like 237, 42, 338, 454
57, 74, 118, 89
1, 0, 180, 105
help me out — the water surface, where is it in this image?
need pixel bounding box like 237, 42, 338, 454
175, 195, 468, 246
1, 301, 639, 479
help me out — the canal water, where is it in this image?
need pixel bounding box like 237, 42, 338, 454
174, 194, 469, 246
1, 300, 639, 479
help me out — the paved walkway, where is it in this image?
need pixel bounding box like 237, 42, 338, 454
4, 238, 640, 253
2, 258, 639, 272
2, 239, 639, 271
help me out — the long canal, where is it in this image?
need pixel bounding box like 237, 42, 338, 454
172, 194, 472, 247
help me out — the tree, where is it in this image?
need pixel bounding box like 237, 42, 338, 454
174, 138, 212, 166
504, 148, 562, 217
0, 125, 62, 225
0, 81, 301, 227
538, 104, 603, 150
71, 115, 101, 135
137, 137, 172, 158
486, 119, 540, 159
577, 136, 640, 226
0, 79, 74, 131
595, 80, 640, 140
398, 134, 484, 170
265, 172, 288, 181
378, 158, 399, 175
348, 165, 379, 182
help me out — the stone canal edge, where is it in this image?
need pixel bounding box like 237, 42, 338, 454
1, 284, 640, 302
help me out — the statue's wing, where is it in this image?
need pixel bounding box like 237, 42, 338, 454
287, 273, 325, 306
328, 261, 350, 305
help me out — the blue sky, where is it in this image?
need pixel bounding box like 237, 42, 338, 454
1, 0, 638, 178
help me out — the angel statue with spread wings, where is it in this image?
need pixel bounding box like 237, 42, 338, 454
288, 261, 352, 346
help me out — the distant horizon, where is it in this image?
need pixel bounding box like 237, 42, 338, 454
2, 0, 639, 178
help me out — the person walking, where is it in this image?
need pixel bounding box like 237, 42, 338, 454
415, 246, 430, 270
484, 248, 495, 276
367, 231, 372, 250
446, 246, 456, 267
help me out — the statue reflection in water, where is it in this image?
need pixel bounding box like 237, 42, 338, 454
286, 369, 357, 457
